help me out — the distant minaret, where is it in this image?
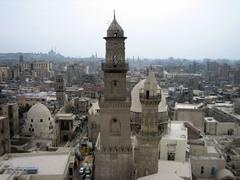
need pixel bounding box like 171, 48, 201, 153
135, 68, 162, 177
55, 74, 65, 108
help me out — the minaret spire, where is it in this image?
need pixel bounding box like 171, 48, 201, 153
113, 9, 116, 20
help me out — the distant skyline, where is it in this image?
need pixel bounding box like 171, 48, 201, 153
0, 0, 240, 59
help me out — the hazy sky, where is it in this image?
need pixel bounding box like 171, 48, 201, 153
0, 0, 240, 59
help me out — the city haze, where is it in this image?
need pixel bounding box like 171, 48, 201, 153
0, 0, 239, 59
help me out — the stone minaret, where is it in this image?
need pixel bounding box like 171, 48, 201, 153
135, 69, 162, 177
55, 74, 65, 108
95, 12, 133, 180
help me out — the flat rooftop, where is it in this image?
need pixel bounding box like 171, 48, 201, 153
138, 160, 191, 180
162, 121, 187, 140
175, 103, 202, 110
204, 117, 217, 123
0, 151, 70, 176
55, 113, 75, 120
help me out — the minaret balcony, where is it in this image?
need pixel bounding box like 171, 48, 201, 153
101, 62, 129, 72
139, 88, 161, 104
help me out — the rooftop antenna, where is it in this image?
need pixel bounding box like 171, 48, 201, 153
113, 9, 116, 20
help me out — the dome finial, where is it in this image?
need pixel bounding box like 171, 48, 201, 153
114, 9, 116, 20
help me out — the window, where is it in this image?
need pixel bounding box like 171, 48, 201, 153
167, 152, 175, 161
146, 91, 149, 99
30, 124, 32, 127
48, 117, 50, 121
201, 166, 204, 174
40, 119, 43, 122
29, 128, 31, 132
110, 118, 121, 136
228, 129, 234, 135
69, 168, 73, 176
113, 80, 117, 87
32, 128, 34, 132
113, 55, 118, 66
211, 167, 216, 176
61, 121, 69, 130
114, 33, 118, 37
31, 119, 33, 122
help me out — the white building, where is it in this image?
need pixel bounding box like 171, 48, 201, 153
138, 160, 192, 180
189, 138, 226, 179
160, 121, 188, 162
0, 149, 74, 180
174, 103, 204, 132
205, 117, 238, 136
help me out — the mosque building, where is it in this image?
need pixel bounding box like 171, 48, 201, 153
92, 12, 190, 180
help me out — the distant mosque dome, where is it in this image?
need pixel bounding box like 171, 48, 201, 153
107, 11, 124, 37
131, 79, 167, 113
26, 102, 55, 139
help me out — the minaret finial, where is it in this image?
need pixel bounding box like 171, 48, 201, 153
114, 9, 116, 20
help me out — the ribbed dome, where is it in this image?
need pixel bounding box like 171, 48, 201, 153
107, 12, 124, 37
131, 79, 167, 113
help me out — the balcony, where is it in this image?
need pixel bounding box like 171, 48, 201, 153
101, 62, 129, 72
139, 88, 161, 104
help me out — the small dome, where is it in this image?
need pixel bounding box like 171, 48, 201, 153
131, 79, 167, 113
107, 11, 124, 37
26, 102, 54, 139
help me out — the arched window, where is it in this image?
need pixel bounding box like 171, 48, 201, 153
228, 129, 234, 135
201, 166, 204, 174
110, 118, 121, 136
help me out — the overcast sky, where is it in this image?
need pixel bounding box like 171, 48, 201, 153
0, 0, 239, 59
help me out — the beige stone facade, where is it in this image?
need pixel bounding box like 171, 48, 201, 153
94, 13, 133, 180
0, 66, 11, 82
0, 103, 19, 138
55, 74, 66, 108
0, 116, 10, 156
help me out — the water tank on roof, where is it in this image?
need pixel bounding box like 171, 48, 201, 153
22, 167, 38, 174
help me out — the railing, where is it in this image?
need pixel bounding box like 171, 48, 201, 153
139, 88, 161, 101
101, 62, 129, 72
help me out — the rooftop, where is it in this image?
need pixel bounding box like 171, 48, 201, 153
204, 117, 217, 123
55, 113, 75, 120
162, 121, 187, 140
0, 151, 70, 177
175, 103, 203, 110
138, 160, 191, 180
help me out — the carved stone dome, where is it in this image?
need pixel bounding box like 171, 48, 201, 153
107, 12, 124, 37
26, 102, 54, 139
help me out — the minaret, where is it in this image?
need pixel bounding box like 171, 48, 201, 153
55, 74, 65, 108
102, 10, 128, 101
135, 68, 162, 177
95, 11, 133, 180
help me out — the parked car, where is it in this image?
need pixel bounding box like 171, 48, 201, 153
84, 174, 92, 180
79, 167, 85, 175
85, 167, 91, 175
